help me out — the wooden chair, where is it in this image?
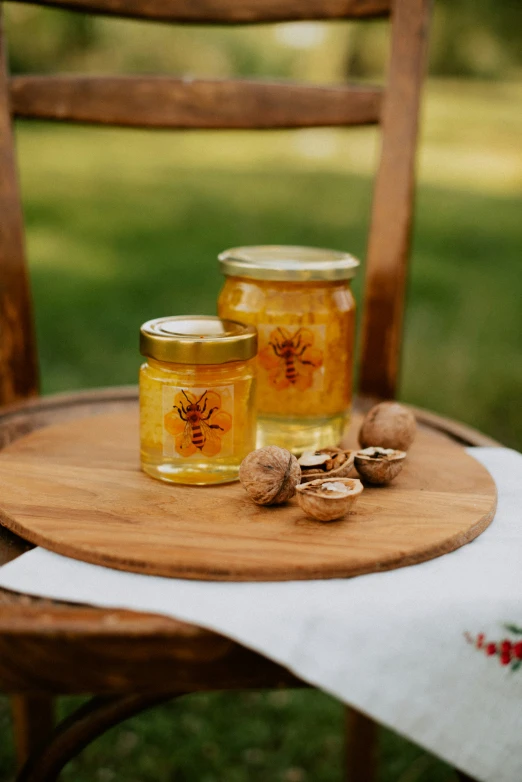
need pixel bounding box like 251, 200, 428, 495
0, 0, 496, 779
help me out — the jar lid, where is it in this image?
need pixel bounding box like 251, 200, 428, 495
218, 245, 359, 282
140, 316, 257, 364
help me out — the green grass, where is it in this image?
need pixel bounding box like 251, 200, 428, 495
0, 78, 520, 780
0, 692, 457, 782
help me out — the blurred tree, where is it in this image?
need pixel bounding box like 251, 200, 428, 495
345, 0, 522, 80
430, 0, 521, 78
4, 1, 522, 80
5, 6, 95, 73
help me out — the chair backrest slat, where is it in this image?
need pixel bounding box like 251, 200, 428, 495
12, 0, 391, 23
359, 0, 431, 399
0, 0, 431, 407
10, 77, 382, 129
0, 13, 39, 406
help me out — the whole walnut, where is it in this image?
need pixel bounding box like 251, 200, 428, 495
239, 446, 301, 505
359, 401, 416, 451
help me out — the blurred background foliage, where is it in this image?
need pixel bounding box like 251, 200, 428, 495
4, 0, 522, 80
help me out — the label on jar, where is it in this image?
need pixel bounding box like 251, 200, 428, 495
162, 386, 234, 459
257, 324, 326, 392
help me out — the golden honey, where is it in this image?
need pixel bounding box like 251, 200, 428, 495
217, 246, 358, 453
140, 316, 257, 484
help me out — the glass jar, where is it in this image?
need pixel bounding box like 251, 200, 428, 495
139, 316, 257, 485
217, 246, 359, 454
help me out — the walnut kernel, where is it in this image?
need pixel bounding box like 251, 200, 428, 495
298, 447, 355, 483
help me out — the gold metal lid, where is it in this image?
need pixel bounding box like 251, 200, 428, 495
140, 316, 257, 364
218, 245, 359, 282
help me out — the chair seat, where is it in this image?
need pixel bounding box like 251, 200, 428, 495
0, 387, 498, 695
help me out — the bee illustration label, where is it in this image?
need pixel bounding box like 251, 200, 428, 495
257, 325, 325, 392
162, 386, 234, 459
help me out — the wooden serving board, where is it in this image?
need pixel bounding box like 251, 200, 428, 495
0, 409, 496, 581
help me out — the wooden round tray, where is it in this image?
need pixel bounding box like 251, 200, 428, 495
0, 410, 496, 581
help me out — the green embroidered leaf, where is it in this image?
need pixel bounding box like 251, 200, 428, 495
511, 660, 521, 672
504, 624, 522, 635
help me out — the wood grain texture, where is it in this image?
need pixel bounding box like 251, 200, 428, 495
0, 13, 39, 406
0, 386, 138, 451
9, 0, 391, 24
10, 76, 382, 129
11, 695, 55, 770
0, 406, 496, 581
358, 0, 432, 399
0, 390, 499, 695
0, 598, 304, 693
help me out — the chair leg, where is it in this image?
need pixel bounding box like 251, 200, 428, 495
345, 706, 378, 782
11, 695, 55, 770
16, 693, 178, 782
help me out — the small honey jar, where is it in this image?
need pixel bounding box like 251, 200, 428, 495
217, 245, 359, 453
139, 316, 257, 484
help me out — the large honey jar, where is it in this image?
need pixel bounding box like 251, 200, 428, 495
217, 246, 359, 453
140, 316, 257, 484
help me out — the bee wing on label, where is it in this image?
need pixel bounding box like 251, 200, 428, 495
270, 362, 292, 390
199, 409, 233, 457
292, 346, 323, 390
259, 342, 293, 388
175, 422, 197, 457
198, 420, 223, 457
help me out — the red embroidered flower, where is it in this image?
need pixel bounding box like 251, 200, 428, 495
466, 626, 522, 672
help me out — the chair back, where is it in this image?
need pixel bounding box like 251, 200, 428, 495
0, 0, 431, 406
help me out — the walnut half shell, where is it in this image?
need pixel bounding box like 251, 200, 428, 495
298, 448, 355, 483
354, 447, 406, 485
296, 477, 364, 521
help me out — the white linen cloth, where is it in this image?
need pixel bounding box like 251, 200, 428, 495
1, 447, 521, 782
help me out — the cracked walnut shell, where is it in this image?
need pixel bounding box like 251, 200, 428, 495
354, 447, 406, 485
239, 446, 301, 505
296, 477, 364, 521
298, 447, 355, 483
